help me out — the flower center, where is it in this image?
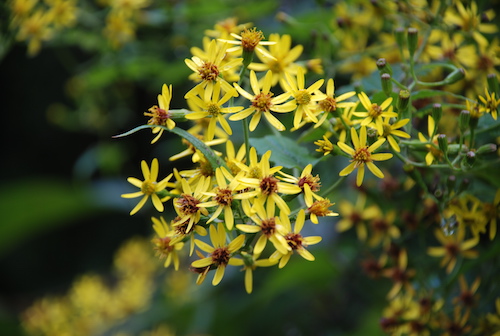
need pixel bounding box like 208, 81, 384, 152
445, 242, 459, 256
353, 147, 371, 163
214, 188, 233, 206
141, 180, 156, 195
308, 199, 333, 217
295, 90, 311, 105
368, 103, 383, 118
199, 61, 219, 81
153, 237, 174, 258
248, 166, 262, 179
145, 106, 171, 126
382, 123, 392, 138
261, 217, 277, 237
285, 232, 304, 250
211, 247, 230, 266
371, 218, 389, 232
207, 103, 221, 116
176, 194, 201, 215
173, 216, 192, 235
260, 175, 279, 195
319, 97, 337, 112
298, 174, 321, 192
240, 28, 264, 52
252, 92, 273, 112
269, 60, 283, 73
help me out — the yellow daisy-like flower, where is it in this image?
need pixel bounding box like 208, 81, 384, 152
197, 167, 258, 230
248, 33, 304, 89
278, 164, 321, 207
315, 78, 356, 127
427, 226, 479, 274
270, 209, 322, 268
184, 39, 243, 97
337, 126, 393, 186
231, 70, 296, 131
230, 252, 278, 294
219, 27, 276, 59
379, 116, 411, 152
15, 10, 53, 56
224, 140, 246, 175
307, 198, 338, 224
236, 203, 290, 255
173, 176, 211, 233
336, 193, 380, 241
283, 67, 326, 129
314, 135, 335, 156
418, 116, 442, 166
238, 149, 302, 215
45, 0, 78, 28
204, 17, 253, 40
353, 92, 396, 136
144, 83, 175, 144
185, 82, 243, 140
191, 223, 245, 286
151, 216, 184, 270
121, 158, 173, 215
478, 88, 499, 120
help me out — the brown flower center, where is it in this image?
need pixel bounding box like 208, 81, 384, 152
260, 175, 279, 195
368, 103, 383, 118
261, 217, 277, 237
353, 147, 371, 163
240, 28, 264, 52
285, 232, 304, 250
214, 188, 233, 206
211, 247, 230, 266
176, 194, 201, 215
199, 61, 220, 81
319, 97, 337, 112
252, 92, 273, 112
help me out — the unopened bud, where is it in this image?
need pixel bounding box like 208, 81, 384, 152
476, 143, 497, 155
444, 68, 465, 85
459, 110, 470, 132
432, 104, 442, 124
463, 151, 476, 168
381, 73, 393, 96
487, 73, 499, 97
377, 58, 393, 76
407, 28, 418, 58
437, 134, 448, 154
394, 27, 405, 51
397, 89, 410, 113
458, 178, 470, 194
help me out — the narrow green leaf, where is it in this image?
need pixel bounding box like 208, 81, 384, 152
250, 135, 319, 169
113, 125, 227, 170
411, 89, 450, 101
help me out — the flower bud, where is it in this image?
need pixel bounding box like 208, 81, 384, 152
487, 73, 499, 97
463, 151, 476, 168
432, 104, 442, 124
377, 58, 393, 76
397, 89, 410, 113
394, 27, 405, 51
443, 68, 466, 85
381, 73, 393, 96
437, 134, 448, 154
476, 143, 498, 155
459, 110, 470, 132
407, 28, 418, 58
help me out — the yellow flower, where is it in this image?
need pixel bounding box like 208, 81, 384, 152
144, 84, 175, 144
283, 67, 326, 129
191, 223, 245, 286
418, 116, 442, 165
478, 88, 499, 120
314, 135, 335, 156
184, 39, 242, 97
278, 164, 321, 207
354, 92, 397, 136
103, 10, 135, 49
483, 189, 500, 240
219, 27, 276, 59
237, 148, 302, 215
204, 17, 253, 40
121, 158, 173, 215
236, 203, 290, 255
270, 209, 322, 268
231, 70, 296, 131
230, 252, 278, 294
307, 198, 338, 224
248, 33, 304, 89
45, 0, 78, 28
315, 78, 356, 127
336, 193, 380, 241
151, 216, 184, 270
15, 10, 53, 56
379, 116, 411, 152
427, 226, 479, 274
185, 82, 243, 140
224, 140, 246, 175
337, 126, 393, 186
368, 210, 400, 248
197, 167, 258, 230
173, 176, 211, 233
381, 249, 416, 299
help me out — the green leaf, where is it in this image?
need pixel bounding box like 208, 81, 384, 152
250, 135, 319, 169
114, 125, 227, 171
